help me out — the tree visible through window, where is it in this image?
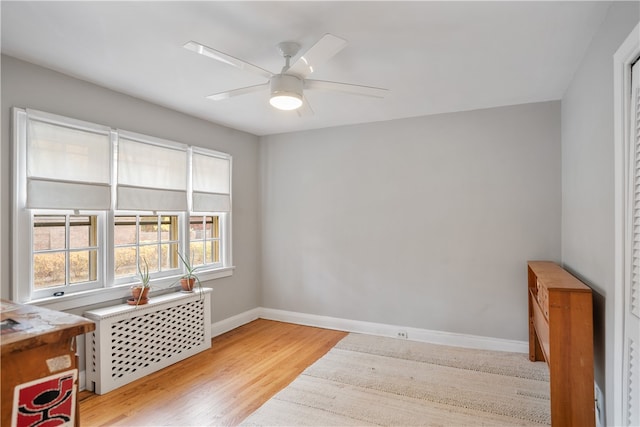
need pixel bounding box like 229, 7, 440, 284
114, 215, 179, 279
189, 216, 221, 266
33, 215, 98, 289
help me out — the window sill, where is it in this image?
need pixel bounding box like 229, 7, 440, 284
29, 266, 234, 312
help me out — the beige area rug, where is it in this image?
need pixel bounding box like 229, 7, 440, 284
241, 333, 550, 426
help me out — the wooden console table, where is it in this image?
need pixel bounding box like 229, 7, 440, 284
1, 300, 95, 427
528, 261, 595, 426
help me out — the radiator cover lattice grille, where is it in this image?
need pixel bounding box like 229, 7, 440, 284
84, 289, 212, 394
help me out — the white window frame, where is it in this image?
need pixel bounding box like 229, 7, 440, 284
12, 108, 113, 304
12, 107, 234, 310
189, 146, 233, 273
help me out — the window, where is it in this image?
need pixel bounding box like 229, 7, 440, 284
33, 214, 99, 291
114, 214, 180, 279
12, 108, 233, 304
189, 216, 221, 266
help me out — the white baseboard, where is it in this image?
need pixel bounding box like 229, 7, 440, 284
79, 369, 86, 391
211, 307, 262, 337
214, 307, 528, 353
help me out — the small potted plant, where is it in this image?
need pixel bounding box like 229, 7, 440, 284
177, 251, 203, 296
131, 257, 151, 306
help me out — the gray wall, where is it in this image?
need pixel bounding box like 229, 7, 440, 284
260, 101, 561, 341
8, 6, 636, 416
0, 55, 262, 321
560, 2, 640, 425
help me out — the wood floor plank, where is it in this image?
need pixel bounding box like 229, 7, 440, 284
79, 319, 348, 426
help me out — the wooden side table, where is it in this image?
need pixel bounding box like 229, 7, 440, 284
527, 261, 595, 426
1, 300, 95, 427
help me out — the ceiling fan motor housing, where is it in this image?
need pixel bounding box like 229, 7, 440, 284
269, 74, 304, 110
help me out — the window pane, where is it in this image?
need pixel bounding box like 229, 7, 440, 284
33, 215, 66, 251
189, 216, 220, 266
139, 245, 159, 273
205, 216, 214, 238
115, 216, 137, 245
212, 216, 219, 238
205, 241, 214, 264
69, 250, 95, 284
115, 215, 180, 279
190, 216, 204, 239
189, 242, 205, 266
115, 246, 137, 278
160, 243, 178, 271
212, 240, 220, 263
160, 216, 177, 241
69, 215, 94, 248
33, 252, 65, 289
32, 213, 101, 292
140, 216, 158, 243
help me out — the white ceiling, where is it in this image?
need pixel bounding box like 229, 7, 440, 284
1, 1, 610, 136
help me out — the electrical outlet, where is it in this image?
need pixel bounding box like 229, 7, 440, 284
397, 331, 408, 339
594, 382, 604, 427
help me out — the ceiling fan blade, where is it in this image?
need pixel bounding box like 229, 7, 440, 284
296, 96, 315, 117
304, 80, 389, 98
286, 34, 347, 78
184, 41, 273, 80
206, 83, 268, 101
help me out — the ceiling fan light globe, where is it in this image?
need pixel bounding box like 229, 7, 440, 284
270, 94, 303, 110
270, 74, 304, 111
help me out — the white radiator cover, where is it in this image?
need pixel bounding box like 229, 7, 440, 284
83, 288, 212, 394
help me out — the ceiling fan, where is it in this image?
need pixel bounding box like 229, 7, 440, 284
184, 34, 388, 113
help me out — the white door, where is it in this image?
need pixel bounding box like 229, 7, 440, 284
624, 58, 640, 427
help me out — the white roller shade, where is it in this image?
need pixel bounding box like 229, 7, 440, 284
26, 111, 111, 209
192, 150, 231, 212
117, 134, 187, 211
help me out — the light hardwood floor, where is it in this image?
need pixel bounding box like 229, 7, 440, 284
78, 319, 347, 426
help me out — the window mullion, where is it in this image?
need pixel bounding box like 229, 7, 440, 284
105, 211, 115, 289
137, 215, 143, 277
159, 216, 163, 272
171, 216, 179, 269
89, 216, 97, 281
65, 214, 70, 287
